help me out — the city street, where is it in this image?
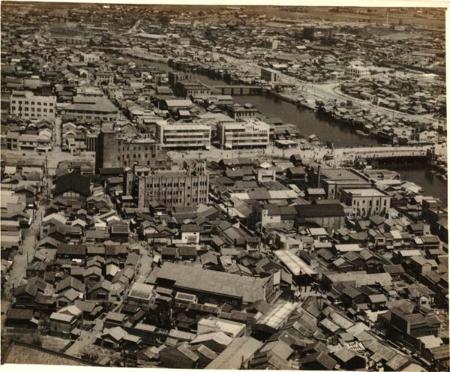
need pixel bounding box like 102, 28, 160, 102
4, 205, 44, 295
2, 203, 45, 328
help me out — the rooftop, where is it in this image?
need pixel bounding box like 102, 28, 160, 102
150, 262, 270, 303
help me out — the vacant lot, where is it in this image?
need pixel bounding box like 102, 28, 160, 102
2, 342, 87, 366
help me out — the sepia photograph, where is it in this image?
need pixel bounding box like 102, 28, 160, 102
0, 1, 448, 370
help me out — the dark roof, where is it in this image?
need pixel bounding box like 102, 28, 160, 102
295, 203, 345, 218
383, 264, 405, 275
287, 166, 306, 176
6, 308, 34, 320
57, 244, 87, 256
300, 351, 337, 370
181, 224, 201, 233
54, 173, 91, 197
56, 276, 85, 293
99, 168, 124, 175
179, 246, 197, 257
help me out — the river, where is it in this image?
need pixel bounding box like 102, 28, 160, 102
139, 59, 447, 205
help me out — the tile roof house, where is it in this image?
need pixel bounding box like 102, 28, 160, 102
54, 173, 91, 199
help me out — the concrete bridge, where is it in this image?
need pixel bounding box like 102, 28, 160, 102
335, 146, 433, 163
213, 85, 263, 96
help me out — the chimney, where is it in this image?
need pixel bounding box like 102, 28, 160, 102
317, 165, 321, 188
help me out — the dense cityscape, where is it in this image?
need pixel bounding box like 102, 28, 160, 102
1, 3, 448, 371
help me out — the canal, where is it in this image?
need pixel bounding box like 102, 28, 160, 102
140, 59, 447, 205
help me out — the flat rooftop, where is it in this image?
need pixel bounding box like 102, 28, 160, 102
321, 168, 368, 183
343, 188, 386, 197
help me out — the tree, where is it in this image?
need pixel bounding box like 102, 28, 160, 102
158, 14, 170, 26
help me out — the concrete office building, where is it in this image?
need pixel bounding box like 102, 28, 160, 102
308, 167, 371, 199
125, 162, 209, 209
341, 188, 392, 217
168, 71, 194, 87
62, 95, 118, 122
223, 104, 258, 120
95, 70, 114, 86
218, 120, 270, 149
261, 67, 280, 83
174, 81, 212, 98
95, 124, 168, 172
156, 122, 211, 150
347, 61, 371, 79
10, 90, 57, 121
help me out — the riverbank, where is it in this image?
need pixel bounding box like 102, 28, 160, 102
169, 56, 440, 147
118, 54, 447, 205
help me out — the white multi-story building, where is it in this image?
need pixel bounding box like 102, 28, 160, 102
218, 119, 270, 149
79, 52, 101, 63
340, 188, 391, 217
10, 90, 57, 121
156, 122, 211, 150
347, 61, 371, 79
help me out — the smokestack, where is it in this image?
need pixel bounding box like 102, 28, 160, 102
317, 165, 321, 188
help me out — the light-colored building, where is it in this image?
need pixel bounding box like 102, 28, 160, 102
156, 122, 211, 150
347, 61, 371, 79
79, 52, 101, 63
223, 104, 258, 120
95, 71, 114, 86
310, 167, 371, 199
1, 129, 52, 153
61, 122, 99, 153
10, 90, 56, 121
62, 95, 118, 122
341, 188, 391, 217
218, 119, 270, 149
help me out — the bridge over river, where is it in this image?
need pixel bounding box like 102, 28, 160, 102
334, 145, 433, 160
169, 143, 433, 165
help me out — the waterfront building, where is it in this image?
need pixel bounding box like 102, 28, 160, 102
174, 81, 212, 98
261, 67, 280, 83
156, 122, 211, 150
168, 71, 194, 87
218, 119, 270, 149
340, 188, 391, 217
10, 90, 56, 121
223, 103, 258, 120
